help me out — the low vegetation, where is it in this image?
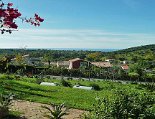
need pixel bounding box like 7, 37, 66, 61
42, 103, 68, 119
0, 92, 21, 119
82, 90, 155, 119
60, 79, 72, 87
0, 74, 155, 110
0, 73, 155, 118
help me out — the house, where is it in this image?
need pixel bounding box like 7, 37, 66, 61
91, 62, 112, 68
120, 60, 128, 65
56, 61, 70, 68
69, 58, 83, 69
55, 58, 86, 69
10, 54, 43, 66
121, 65, 129, 70
105, 59, 115, 63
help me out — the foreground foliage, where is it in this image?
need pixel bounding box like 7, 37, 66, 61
0, 0, 44, 34
0, 74, 155, 112
42, 103, 68, 119
0, 93, 13, 118
83, 90, 155, 119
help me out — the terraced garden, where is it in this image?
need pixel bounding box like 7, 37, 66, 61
0, 74, 155, 118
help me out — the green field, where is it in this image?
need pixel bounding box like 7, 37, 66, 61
0, 74, 154, 110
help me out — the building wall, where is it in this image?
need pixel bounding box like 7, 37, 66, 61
69, 60, 82, 69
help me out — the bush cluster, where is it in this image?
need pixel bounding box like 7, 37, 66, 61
90, 83, 101, 91
60, 79, 72, 87
83, 90, 155, 119
0, 93, 14, 118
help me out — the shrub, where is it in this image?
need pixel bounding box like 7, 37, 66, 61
46, 75, 51, 79
42, 103, 68, 119
54, 82, 60, 86
82, 97, 111, 119
90, 83, 101, 91
81, 78, 85, 81
0, 75, 15, 80
0, 93, 14, 118
67, 77, 73, 80
139, 83, 155, 92
128, 72, 140, 81
60, 79, 72, 87
82, 91, 155, 119
36, 78, 44, 84
76, 82, 85, 86
15, 75, 21, 80
53, 77, 57, 80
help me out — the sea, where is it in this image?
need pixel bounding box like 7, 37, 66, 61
0, 48, 120, 52
38, 48, 119, 52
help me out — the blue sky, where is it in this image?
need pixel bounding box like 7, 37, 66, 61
1, 0, 155, 49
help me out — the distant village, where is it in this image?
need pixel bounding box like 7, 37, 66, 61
9, 54, 129, 71
1, 52, 155, 82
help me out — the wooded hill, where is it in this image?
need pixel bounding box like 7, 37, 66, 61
0, 44, 155, 62
99, 44, 155, 63
113, 44, 155, 54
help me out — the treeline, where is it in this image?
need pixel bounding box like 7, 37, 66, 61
0, 49, 99, 61
0, 44, 155, 82
0, 44, 155, 62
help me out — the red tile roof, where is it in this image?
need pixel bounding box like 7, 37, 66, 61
121, 65, 129, 70
69, 58, 83, 62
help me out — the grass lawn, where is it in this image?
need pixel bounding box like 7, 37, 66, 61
0, 74, 154, 110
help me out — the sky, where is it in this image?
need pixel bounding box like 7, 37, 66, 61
1, 0, 155, 49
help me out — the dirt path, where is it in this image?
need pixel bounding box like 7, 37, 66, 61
11, 100, 85, 119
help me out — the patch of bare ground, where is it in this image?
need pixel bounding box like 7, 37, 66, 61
11, 100, 85, 119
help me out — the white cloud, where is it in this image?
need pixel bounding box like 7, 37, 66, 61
0, 28, 155, 49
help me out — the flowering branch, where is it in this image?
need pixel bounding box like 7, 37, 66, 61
0, 0, 44, 34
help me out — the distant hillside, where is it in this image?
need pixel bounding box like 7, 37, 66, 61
113, 44, 155, 54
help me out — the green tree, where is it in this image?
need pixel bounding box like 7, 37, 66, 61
86, 52, 102, 61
